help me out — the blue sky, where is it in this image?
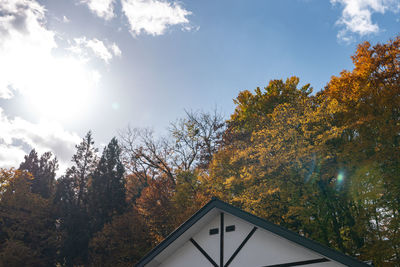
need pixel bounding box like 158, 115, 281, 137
0, 0, 399, 172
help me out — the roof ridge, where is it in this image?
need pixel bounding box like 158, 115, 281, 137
136, 198, 370, 267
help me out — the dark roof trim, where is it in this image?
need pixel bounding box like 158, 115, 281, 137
136, 198, 218, 267
136, 198, 369, 267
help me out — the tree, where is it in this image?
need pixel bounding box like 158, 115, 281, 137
170, 110, 225, 170
207, 77, 316, 207
0, 169, 58, 266
89, 137, 126, 234
0, 240, 37, 267
226, 76, 312, 143
66, 131, 98, 208
53, 131, 98, 266
19, 149, 58, 199
322, 35, 400, 264
118, 111, 223, 248
172, 170, 209, 223
119, 128, 175, 186
207, 76, 370, 258
54, 176, 91, 266
119, 110, 224, 203
135, 176, 176, 243
89, 209, 152, 266
207, 36, 400, 264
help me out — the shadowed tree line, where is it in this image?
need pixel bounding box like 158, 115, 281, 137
1, 36, 400, 266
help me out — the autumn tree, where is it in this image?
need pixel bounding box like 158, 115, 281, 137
89, 209, 152, 266
1, 35, 398, 266
207, 77, 315, 203
207, 36, 400, 265
134, 175, 176, 243
169, 110, 225, 170
119, 128, 175, 190
210, 79, 374, 258
321, 35, 400, 264
0, 169, 58, 266
172, 170, 209, 222
226, 77, 312, 142
119, 110, 223, 203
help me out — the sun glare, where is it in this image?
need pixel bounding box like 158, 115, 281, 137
0, 0, 100, 122
24, 56, 99, 120
1, 32, 100, 121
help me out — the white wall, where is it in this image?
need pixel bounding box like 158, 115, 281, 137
224, 213, 344, 266
160, 241, 214, 267
158, 211, 344, 267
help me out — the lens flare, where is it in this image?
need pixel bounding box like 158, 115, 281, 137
337, 172, 344, 183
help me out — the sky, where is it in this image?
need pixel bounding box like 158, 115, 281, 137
0, 0, 399, 173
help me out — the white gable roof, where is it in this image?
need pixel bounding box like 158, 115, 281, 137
136, 198, 370, 267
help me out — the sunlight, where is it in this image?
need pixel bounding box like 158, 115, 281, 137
23, 56, 99, 120
0, 0, 100, 121
0, 33, 99, 121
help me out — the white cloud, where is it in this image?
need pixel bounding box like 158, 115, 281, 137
81, 0, 115, 20
0, 144, 27, 169
0, 0, 55, 98
0, 0, 101, 120
121, 0, 192, 36
0, 108, 81, 174
73, 37, 113, 63
0, 0, 101, 173
63, 15, 70, 23
69, 37, 121, 63
111, 42, 122, 57
331, 0, 400, 42
0, 86, 13, 99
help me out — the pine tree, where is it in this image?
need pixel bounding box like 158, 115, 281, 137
66, 131, 98, 208
19, 149, 58, 199
53, 131, 98, 266
89, 137, 126, 234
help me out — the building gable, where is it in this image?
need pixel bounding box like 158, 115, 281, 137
136, 199, 369, 267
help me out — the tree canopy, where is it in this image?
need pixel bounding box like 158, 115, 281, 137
1, 35, 399, 266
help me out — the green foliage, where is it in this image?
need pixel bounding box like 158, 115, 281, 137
89, 137, 126, 234
228, 76, 312, 139
19, 149, 58, 199
66, 131, 98, 208
2, 35, 400, 266
53, 131, 98, 266
207, 36, 400, 265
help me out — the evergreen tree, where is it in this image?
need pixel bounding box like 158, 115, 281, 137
53, 131, 98, 266
54, 177, 91, 266
66, 131, 98, 208
19, 149, 58, 199
89, 137, 126, 234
